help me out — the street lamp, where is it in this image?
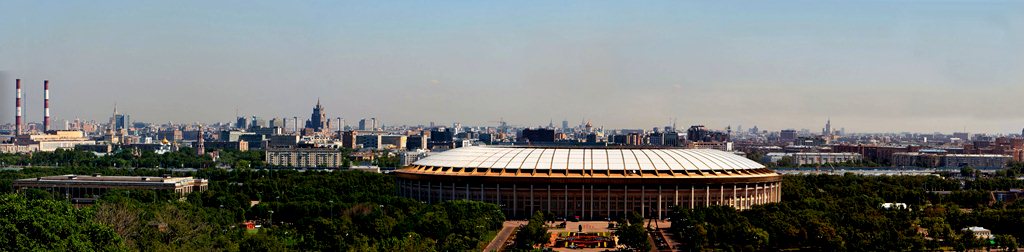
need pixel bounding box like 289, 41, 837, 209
268, 210, 274, 227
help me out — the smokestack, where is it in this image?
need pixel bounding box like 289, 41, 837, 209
43, 80, 50, 132
15, 79, 21, 135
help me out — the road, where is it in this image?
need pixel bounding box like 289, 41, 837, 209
484, 221, 525, 252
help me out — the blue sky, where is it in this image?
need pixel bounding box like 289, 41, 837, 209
1, 1, 1023, 133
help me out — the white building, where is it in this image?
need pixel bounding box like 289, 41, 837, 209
763, 152, 863, 165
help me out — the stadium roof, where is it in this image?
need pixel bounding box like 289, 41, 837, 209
412, 146, 764, 174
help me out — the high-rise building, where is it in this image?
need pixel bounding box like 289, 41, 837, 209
269, 117, 287, 129
407, 134, 428, 151
429, 128, 454, 149
250, 116, 267, 129
665, 132, 681, 146
235, 117, 248, 129
370, 118, 378, 130
305, 100, 328, 131
358, 118, 367, 131
520, 128, 555, 143
649, 132, 665, 146
341, 131, 357, 149
823, 118, 832, 136
114, 114, 130, 130
687, 125, 729, 142
781, 129, 797, 143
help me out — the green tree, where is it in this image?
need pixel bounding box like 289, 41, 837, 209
615, 212, 651, 252
515, 211, 550, 249
996, 234, 1017, 252
240, 232, 289, 252
0, 193, 126, 251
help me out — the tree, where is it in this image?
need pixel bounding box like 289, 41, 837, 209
777, 156, 796, 167
961, 167, 976, 178
0, 193, 126, 251
515, 211, 550, 249
615, 212, 651, 252
996, 234, 1017, 252
955, 229, 980, 252
240, 232, 289, 252
235, 160, 252, 170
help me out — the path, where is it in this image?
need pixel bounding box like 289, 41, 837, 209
484, 221, 525, 252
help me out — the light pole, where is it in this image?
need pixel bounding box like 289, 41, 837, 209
268, 210, 274, 227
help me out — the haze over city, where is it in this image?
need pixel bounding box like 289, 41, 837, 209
2, 0, 1023, 133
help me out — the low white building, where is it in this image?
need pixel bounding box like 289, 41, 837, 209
880, 203, 909, 210
962, 226, 993, 240
763, 152, 863, 165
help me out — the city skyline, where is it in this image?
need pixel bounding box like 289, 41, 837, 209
2, 1, 1024, 133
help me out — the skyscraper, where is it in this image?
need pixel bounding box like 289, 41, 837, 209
358, 118, 367, 131
823, 118, 832, 136
235, 117, 248, 129
781, 129, 798, 143
304, 99, 328, 131
114, 114, 130, 130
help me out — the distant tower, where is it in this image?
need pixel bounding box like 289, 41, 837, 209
305, 99, 328, 131
358, 118, 367, 130
108, 104, 120, 144
371, 118, 378, 131
14, 79, 22, 135
337, 117, 343, 136
823, 117, 831, 136
197, 125, 205, 156
43, 80, 50, 132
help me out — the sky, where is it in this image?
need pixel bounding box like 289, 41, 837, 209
1, 0, 1023, 134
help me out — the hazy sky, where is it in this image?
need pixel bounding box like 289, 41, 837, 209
2, 1, 1023, 133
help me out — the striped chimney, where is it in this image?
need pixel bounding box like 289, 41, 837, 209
15, 79, 22, 135
43, 80, 50, 132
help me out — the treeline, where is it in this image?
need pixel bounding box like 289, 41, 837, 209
0, 148, 264, 169
1, 169, 505, 251
671, 174, 1024, 251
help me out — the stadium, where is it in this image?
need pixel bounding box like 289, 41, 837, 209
394, 146, 781, 220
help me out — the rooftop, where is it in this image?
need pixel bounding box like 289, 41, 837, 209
412, 146, 765, 173
17, 174, 202, 185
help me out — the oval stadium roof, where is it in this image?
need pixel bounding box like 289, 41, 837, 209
411, 146, 765, 174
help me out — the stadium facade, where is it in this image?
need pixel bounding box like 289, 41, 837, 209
394, 146, 781, 220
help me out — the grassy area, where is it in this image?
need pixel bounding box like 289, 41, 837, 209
476, 230, 500, 251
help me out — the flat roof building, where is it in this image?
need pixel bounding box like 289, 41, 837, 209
11, 130, 95, 152
266, 147, 345, 168
12, 174, 209, 201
